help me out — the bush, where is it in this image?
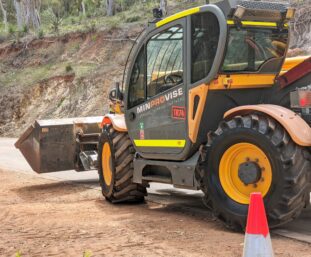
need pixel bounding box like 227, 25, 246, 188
66, 64, 73, 73
83, 250, 92, 257
107, 18, 121, 30
22, 25, 28, 33
126, 15, 141, 23
41, 8, 63, 34
91, 34, 97, 41
8, 25, 15, 35
38, 29, 44, 39
83, 20, 97, 33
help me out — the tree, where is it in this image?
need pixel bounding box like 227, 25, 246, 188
106, 0, 115, 16
13, 0, 23, 29
81, 0, 86, 16
13, 0, 41, 30
290, 1, 311, 52
160, 0, 167, 16
0, 0, 8, 32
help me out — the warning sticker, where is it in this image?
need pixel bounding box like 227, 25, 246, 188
172, 106, 186, 120
139, 122, 145, 139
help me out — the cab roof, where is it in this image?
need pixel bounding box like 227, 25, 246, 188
154, 0, 289, 28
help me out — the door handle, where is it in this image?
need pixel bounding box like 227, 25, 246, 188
129, 112, 136, 121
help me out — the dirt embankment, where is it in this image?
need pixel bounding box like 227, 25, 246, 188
0, 25, 142, 137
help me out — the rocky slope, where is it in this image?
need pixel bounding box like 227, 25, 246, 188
0, 25, 142, 137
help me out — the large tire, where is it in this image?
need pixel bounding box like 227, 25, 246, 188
98, 125, 147, 203
201, 113, 311, 231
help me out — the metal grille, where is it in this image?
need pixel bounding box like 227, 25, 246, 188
237, 0, 288, 12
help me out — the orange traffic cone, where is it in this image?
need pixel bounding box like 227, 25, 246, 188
243, 192, 274, 257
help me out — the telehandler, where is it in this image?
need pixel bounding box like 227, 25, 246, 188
16, 0, 311, 230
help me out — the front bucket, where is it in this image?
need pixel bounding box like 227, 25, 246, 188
15, 117, 103, 173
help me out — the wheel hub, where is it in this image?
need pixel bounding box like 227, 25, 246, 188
102, 142, 112, 186
219, 143, 272, 204
238, 161, 262, 185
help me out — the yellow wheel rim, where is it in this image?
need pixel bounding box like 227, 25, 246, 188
219, 143, 272, 204
102, 142, 112, 186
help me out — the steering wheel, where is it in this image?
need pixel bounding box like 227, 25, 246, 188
245, 37, 267, 60
164, 74, 183, 85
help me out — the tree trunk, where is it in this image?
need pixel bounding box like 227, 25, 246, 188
14, 0, 41, 31
160, 0, 167, 16
81, 1, 86, 16
14, 0, 24, 30
106, 0, 115, 16
26, 0, 41, 30
0, 0, 8, 32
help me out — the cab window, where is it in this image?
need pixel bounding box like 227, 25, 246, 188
222, 28, 288, 72
128, 47, 145, 108
191, 12, 220, 83
146, 26, 183, 98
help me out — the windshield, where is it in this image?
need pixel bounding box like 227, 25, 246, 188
222, 27, 288, 73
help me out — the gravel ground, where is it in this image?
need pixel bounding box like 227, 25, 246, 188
0, 169, 310, 257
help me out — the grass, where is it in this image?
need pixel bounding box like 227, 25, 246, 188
57, 96, 66, 108
0, 64, 54, 88
0, 0, 209, 92
0, 62, 97, 89
0, 0, 210, 39
83, 250, 93, 257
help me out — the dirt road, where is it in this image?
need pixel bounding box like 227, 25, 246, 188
1, 169, 310, 257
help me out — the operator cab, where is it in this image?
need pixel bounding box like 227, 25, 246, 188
123, 0, 293, 161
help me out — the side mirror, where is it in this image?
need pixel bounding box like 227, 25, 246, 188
109, 82, 123, 102
153, 8, 163, 19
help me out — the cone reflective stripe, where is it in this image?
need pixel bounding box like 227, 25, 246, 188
243, 234, 274, 257
243, 192, 274, 257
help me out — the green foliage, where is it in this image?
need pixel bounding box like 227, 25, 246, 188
0, 62, 96, 89
0, 0, 215, 40
106, 18, 121, 30
42, 8, 63, 34
22, 25, 28, 33
15, 251, 22, 257
84, 20, 97, 32
57, 96, 66, 108
38, 29, 45, 39
126, 15, 141, 23
91, 34, 97, 41
83, 250, 92, 257
8, 24, 15, 35
66, 64, 73, 73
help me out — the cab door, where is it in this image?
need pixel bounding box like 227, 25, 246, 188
125, 19, 190, 161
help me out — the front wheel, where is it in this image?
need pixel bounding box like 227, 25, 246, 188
98, 125, 147, 203
203, 114, 310, 231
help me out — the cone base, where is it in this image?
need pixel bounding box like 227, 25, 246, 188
243, 233, 274, 257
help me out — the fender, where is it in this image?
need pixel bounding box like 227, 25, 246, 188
224, 104, 311, 147
100, 114, 127, 132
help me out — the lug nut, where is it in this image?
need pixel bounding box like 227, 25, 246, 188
253, 184, 258, 188
246, 157, 250, 162
261, 167, 265, 171
255, 158, 259, 163
261, 177, 265, 182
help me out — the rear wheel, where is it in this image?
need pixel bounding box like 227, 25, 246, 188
202, 113, 310, 230
98, 125, 147, 203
